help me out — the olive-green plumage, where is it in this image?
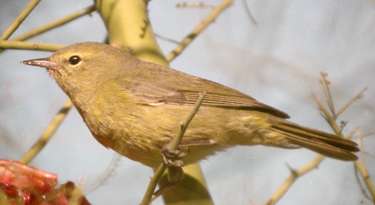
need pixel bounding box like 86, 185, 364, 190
23, 42, 358, 168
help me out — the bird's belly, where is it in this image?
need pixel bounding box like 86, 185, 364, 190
81, 103, 238, 167
81, 110, 163, 167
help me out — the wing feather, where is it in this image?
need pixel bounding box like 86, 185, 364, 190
120, 61, 289, 118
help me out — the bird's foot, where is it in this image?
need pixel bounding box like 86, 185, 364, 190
161, 146, 186, 168
161, 146, 187, 183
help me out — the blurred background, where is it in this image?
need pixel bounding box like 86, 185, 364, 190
0, 0, 374, 204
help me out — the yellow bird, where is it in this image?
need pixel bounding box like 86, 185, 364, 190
23, 42, 358, 168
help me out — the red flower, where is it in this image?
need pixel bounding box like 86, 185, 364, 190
0, 160, 90, 205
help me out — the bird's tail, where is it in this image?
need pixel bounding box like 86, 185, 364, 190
270, 120, 359, 161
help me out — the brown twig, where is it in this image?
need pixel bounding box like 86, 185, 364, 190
166, 0, 233, 62
1, 0, 41, 40
265, 73, 369, 205
0, 40, 63, 51
20, 100, 73, 164
318, 74, 375, 203
13, 5, 96, 41
265, 155, 325, 205
140, 93, 206, 205
313, 93, 342, 134
166, 92, 206, 150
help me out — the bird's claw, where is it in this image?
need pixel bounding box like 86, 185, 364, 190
161, 147, 186, 168
161, 146, 187, 183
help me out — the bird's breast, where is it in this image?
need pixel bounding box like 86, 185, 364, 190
74, 82, 165, 166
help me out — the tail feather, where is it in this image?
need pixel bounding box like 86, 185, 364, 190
271, 121, 359, 161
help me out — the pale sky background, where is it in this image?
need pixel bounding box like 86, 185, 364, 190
0, 0, 374, 205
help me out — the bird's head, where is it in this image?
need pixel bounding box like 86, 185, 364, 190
23, 42, 134, 99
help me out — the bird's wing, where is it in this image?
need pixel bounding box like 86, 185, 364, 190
120, 61, 289, 118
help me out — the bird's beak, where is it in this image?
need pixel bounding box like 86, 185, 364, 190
22, 57, 57, 69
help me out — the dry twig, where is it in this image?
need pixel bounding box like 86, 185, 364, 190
166, 0, 233, 62
336, 87, 367, 117
0, 5, 94, 53
265, 72, 371, 205
13, 5, 96, 41
1, 0, 41, 40
140, 93, 206, 205
319, 73, 336, 118
20, 100, 73, 164
315, 74, 374, 203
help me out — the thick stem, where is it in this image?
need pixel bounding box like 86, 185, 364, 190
96, 0, 167, 65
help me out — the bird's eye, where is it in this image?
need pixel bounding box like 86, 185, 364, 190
68, 55, 81, 65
